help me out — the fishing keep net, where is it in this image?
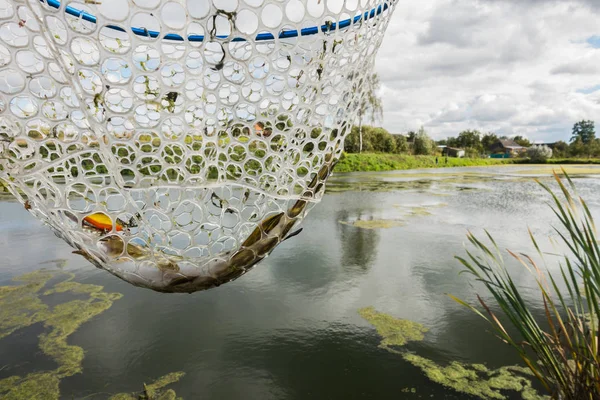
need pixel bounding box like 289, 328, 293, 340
0, 0, 396, 292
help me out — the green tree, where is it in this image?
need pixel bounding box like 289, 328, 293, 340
446, 136, 459, 148
344, 126, 397, 153
481, 133, 498, 152
552, 140, 569, 158
394, 135, 408, 154
570, 120, 595, 144
588, 139, 600, 158
345, 125, 373, 153
370, 127, 396, 153
512, 135, 531, 147
569, 137, 586, 157
413, 127, 435, 155
569, 137, 600, 158
457, 130, 483, 155
456, 130, 481, 148
356, 73, 383, 153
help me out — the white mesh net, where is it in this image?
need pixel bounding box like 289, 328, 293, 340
0, 0, 396, 292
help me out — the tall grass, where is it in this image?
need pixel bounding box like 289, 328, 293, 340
451, 171, 600, 399
334, 153, 512, 172
333, 153, 600, 173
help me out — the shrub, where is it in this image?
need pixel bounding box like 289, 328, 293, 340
413, 127, 435, 156
526, 145, 552, 162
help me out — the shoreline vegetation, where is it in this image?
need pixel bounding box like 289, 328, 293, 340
2, 155, 600, 194
333, 153, 600, 173
338, 120, 599, 172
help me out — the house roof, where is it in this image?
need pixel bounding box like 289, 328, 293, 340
498, 139, 525, 149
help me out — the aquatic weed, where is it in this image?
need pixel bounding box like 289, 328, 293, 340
452, 170, 600, 399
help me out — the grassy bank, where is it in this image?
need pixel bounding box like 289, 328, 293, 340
333, 153, 600, 172
333, 153, 513, 172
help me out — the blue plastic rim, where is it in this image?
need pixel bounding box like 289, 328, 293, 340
42, 0, 391, 42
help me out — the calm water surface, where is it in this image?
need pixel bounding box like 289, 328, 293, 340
2, 165, 600, 399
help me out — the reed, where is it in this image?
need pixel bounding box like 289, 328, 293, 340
451, 170, 600, 399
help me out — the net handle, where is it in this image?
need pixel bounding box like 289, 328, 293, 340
42, 0, 391, 42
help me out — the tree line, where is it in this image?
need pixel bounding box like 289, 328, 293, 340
353, 73, 597, 158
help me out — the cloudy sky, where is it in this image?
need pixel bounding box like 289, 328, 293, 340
374, 0, 600, 142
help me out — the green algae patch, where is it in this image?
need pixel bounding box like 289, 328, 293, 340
338, 203, 447, 230
0, 270, 66, 340
0, 269, 123, 399
109, 372, 185, 400
393, 203, 447, 217
339, 219, 406, 230
145, 372, 185, 399
0, 280, 50, 339
403, 354, 547, 400
358, 307, 427, 348
40, 296, 121, 376
408, 207, 432, 216
0, 372, 60, 400
510, 165, 600, 176
44, 280, 105, 295
359, 307, 547, 400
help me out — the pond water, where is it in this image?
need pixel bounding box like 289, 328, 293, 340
2, 164, 600, 399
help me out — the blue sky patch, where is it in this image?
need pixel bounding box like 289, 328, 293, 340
586, 36, 600, 48
577, 84, 600, 94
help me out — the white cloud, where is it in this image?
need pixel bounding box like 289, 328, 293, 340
374, 0, 600, 142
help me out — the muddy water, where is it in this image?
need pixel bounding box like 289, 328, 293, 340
1, 164, 600, 399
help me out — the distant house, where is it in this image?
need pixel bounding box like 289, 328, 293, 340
442, 147, 465, 158
489, 139, 527, 158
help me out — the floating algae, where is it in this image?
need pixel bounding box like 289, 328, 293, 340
0, 372, 60, 400
359, 307, 548, 400
326, 179, 437, 194
326, 172, 500, 195
0, 269, 123, 400
407, 207, 432, 216
109, 372, 186, 400
339, 219, 406, 230
339, 203, 446, 230
0, 270, 55, 340
403, 354, 545, 400
358, 307, 428, 348
393, 203, 448, 217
